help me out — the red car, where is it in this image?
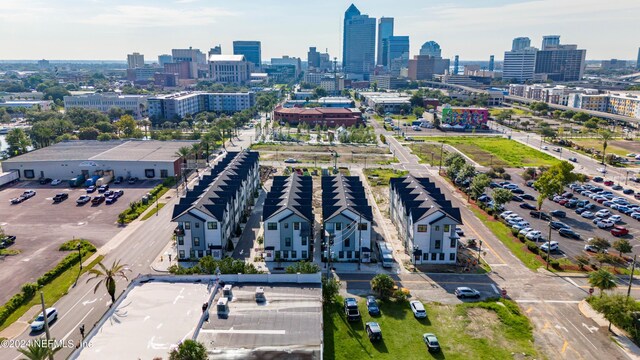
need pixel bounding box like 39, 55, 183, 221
604, 180, 614, 186
611, 226, 629, 237
558, 199, 569, 205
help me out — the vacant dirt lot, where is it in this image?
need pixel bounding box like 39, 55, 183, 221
0, 180, 158, 303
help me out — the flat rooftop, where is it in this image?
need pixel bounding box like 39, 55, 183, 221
77, 280, 211, 360
2, 140, 197, 163
199, 284, 322, 359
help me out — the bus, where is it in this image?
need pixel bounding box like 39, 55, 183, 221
376, 241, 394, 268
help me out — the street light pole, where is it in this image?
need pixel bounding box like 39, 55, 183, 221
627, 254, 637, 300
546, 222, 552, 270
39, 291, 54, 360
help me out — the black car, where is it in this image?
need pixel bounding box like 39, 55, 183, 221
489, 182, 501, 189
512, 195, 524, 202
623, 189, 635, 195
344, 298, 360, 321
0, 235, 16, 249
366, 296, 380, 316
39, 178, 52, 185
530, 211, 551, 221
559, 228, 580, 239
520, 203, 537, 210
114, 176, 124, 184
550, 210, 566, 218
593, 176, 604, 183
98, 185, 109, 193
550, 221, 570, 230
521, 194, 536, 201
477, 194, 491, 203
128, 177, 139, 184
52, 193, 69, 203
575, 207, 586, 214
511, 188, 525, 194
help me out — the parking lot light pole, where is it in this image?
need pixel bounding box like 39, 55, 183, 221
627, 254, 637, 300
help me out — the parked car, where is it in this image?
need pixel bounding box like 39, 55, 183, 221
520, 203, 536, 210
611, 226, 629, 237
410, 300, 427, 318
284, 158, 298, 163
423, 333, 441, 353
128, 177, 139, 184
10, 196, 24, 204
511, 188, 525, 194
455, 287, 481, 299
512, 195, 524, 202
558, 228, 580, 239
575, 207, 586, 215
76, 195, 91, 205
455, 228, 465, 237
550, 221, 570, 230
623, 189, 635, 195
612, 185, 623, 191
344, 298, 360, 321
581, 211, 595, 219
0, 235, 16, 249
593, 177, 604, 183
22, 190, 36, 199
86, 185, 96, 193
568, 157, 577, 162
114, 176, 124, 184
604, 180, 614, 186
585, 244, 608, 253
519, 227, 533, 236
530, 211, 551, 221
98, 185, 109, 193
52, 193, 69, 203
609, 215, 623, 223
526, 230, 543, 241
105, 195, 118, 204
51, 179, 62, 186
114, 189, 124, 198
365, 322, 382, 342
596, 209, 611, 218
500, 211, 514, 219
597, 168, 607, 174
39, 177, 52, 184
30, 308, 57, 332
366, 296, 380, 316
550, 210, 566, 218
597, 220, 615, 229
91, 195, 105, 205
521, 194, 535, 201
540, 241, 559, 252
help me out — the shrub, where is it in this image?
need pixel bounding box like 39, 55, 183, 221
492, 166, 506, 174
517, 233, 525, 241
379, 134, 386, 144
501, 173, 512, 180
511, 228, 520, 236
525, 240, 539, 254
393, 289, 409, 302
21, 283, 38, 298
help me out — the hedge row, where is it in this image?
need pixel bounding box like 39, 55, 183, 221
0, 243, 96, 326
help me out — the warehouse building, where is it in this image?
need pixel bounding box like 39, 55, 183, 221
0, 140, 197, 181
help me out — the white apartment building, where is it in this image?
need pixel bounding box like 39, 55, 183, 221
147, 92, 256, 120
63, 93, 148, 118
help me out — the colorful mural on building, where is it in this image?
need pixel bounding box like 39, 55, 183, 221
440, 106, 489, 130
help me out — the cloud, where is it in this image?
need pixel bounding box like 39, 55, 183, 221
77, 5, 238, 28
0, 0, 52, 22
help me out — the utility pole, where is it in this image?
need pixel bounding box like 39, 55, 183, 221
40, 291, 54, 360
628, 254, 637, 300
546, 222, 552, 270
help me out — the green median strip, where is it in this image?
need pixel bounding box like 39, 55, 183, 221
141, 203, 167, 220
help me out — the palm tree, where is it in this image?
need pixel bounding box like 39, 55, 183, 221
588, 269, 617, 297
600, 130, 612, 165
17, 339, 62, 360
175, 146, 191, 184
200, 132, 215, 162
191, 143, 202, 163
86, 259, 130, 304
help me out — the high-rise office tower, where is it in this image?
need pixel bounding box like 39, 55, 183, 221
342, 4, 376, 75
208, 45, 222, 57
233, 41, 262, 69
158, 54, 172, 67
453, 55, 459, 74
535, 44, 586, 81
377, 17, 394, 66
489, 55, 495, 71
419, 41, 442, 58
387, 36, 409, 75
636, 48, 640, 71
127, 52, 144, 69
541, 35, 560, 50
503, 47, 537, 82
512, 37, 531, 51
308, 47, 320, 69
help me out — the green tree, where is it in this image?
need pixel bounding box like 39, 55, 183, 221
16, 338, 62, 360
572, 112, 590, 122
599, 130, 613, 164
588, 269, 617, 297
78, 127, 100, 140
584, 118, 599, 130
409, 92, 424, 107
107, 106, 125, 120
86, 259, 130, 303
115, 115, 138, 138
6, 127, 32, 155
97, 133, 112, 141
168, 339, 208, 360
588, 237, 611, 253
413, 106, 425, 118
95, 121, 117, 134
534, 161, 579, 212
589, 294, 640, 332
540, 127, 556, 140
456, 163, 476, 184
42, 85, 70, 102
469, 173, 490, 200
285, 261, 320, 274
492, 188, 513, 213
612, 239, 632, 258
370, 274, 395, 300
312, 87, 328, 99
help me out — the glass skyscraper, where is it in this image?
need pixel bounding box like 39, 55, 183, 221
377, 17, 394, 67
233, 41, 262, 69
342, 4, 376, 76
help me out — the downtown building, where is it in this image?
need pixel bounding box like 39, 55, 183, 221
322, 175, 373, 263
390, 176, 462, 265
418, 41, 450, 75
233, 41, 262, 70
208, 54, 251, 83
172, 151, 260, 260
147, 92, 256, 120
273, 106, 361, 127
377, 17, 394, 67
342, 4, 376, 78
503, 37, 538, 83
262, 173, 314, 262
63, 93, 148, 118
387, 36, 410, 76
534, 43, 586, 82
127, 52, 145, 69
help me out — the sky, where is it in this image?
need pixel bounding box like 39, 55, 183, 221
1, 0, 639, 62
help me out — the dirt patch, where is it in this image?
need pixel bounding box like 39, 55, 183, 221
465, 307, 501, 340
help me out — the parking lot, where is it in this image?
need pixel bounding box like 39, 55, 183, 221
0, 179, 159, 303
488, 172, 640, 264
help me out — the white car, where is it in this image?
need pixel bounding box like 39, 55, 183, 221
410, 300, 427, 318
507, 218, 524, 225
597, 168, 607, 174
597, 220, 615, 229
585, 244, 608, 253
511, 222, 530, 230
542, 146, 549, 150
609, 215, 623, 223
581, 211, 594, 219
525, 230, 542, 241
31, 307, 57, 332
631, 212, 640, 220
500, 211, 514, 219
50, 179, 62, 186
519, 227, 534, 236
540, 241, 559, 252
595, 209, 611, 218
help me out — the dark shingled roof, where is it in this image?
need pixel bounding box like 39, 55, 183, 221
389, 175, 462, 224
171, 151, 259, 222
321, 175, 373, 222
263, 173, 314, 222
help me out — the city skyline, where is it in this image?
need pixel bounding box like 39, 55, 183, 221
1, 0, 639, 61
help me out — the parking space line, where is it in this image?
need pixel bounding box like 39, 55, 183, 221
491, 284, 499, 294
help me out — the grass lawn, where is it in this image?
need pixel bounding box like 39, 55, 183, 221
324, 297, 538, 360
364, 168, 409, 186
415, 136, 559, 168
470, 207, 543, 271
408, 143, 450, 166
0, 255, 104, 332
569, 139, 631, 157
141, 202, 167, 220
489, 108, 532, 117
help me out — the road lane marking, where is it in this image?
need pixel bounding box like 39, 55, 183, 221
515, 300, 580, 304
582, 323, 599, 333
61, 307, 93, 341
200, 329, 286, 335
566, 318, 598, 350
561, 340, 569, 354
565, 277, 580, 288
491, 284, 499, 294
525, 307, 533, 314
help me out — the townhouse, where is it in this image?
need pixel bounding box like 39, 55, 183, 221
262, 173, 314, 262
172, 151, 259, 260
322, 175, 373, 263
390, 176, 463, 265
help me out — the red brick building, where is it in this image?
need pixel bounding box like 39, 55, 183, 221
273, 106, 362, 127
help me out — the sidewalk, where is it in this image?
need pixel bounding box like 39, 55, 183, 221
579, 300, 640, 360
150, 240, 178, 272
